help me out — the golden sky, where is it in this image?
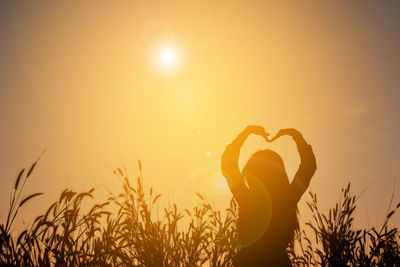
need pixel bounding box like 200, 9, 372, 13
0, 1, 399, 228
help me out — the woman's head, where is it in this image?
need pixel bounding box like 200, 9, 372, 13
243, 149, 289, 192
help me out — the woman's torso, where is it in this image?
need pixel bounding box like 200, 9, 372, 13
235, 186, 297, 266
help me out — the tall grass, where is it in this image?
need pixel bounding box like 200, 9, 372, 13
1, 159, 399, 266
0, 161, 238, 266
289, 184, 400, 266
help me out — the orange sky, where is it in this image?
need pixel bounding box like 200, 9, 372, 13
1, 1, 399, 229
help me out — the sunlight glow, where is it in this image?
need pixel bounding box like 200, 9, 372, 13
158, 47, 178, 68
213, 176, 229, 195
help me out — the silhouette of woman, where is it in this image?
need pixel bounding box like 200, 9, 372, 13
221, 126, 316, 266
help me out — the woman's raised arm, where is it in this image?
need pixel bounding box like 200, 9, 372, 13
270, 128, 317, 202
221, 126, 269, 200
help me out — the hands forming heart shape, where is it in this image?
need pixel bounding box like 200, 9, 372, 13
246, 125, 302, 143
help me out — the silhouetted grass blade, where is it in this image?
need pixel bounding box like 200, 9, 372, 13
14, 168, 25, 190
26, 161, 37, 178
19, 192, 43, 207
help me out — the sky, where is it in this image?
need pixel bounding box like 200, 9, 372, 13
0, 1, 399, 229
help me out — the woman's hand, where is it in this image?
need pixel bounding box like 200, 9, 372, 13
269, 128, 302, 142
227, 125, 270, 149
245, 125, 270, 141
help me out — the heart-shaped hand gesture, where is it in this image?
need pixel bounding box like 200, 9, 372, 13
246, 126, 303, 143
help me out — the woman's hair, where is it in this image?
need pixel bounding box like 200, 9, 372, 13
242, 149, 300, 239
242, 149, 289, 194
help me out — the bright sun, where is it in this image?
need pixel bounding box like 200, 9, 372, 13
158, 47, 178, 68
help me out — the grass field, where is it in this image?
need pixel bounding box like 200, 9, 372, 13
1, 159, 399, 266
